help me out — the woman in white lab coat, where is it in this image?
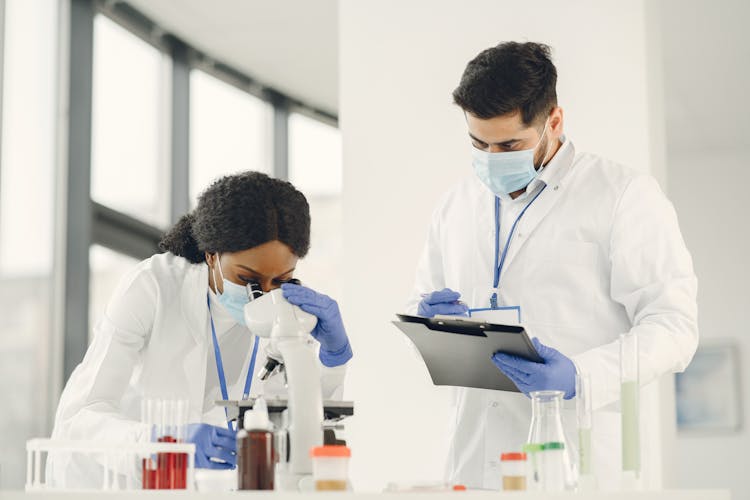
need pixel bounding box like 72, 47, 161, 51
408, 42, 698, 490
48, 171, 353, 488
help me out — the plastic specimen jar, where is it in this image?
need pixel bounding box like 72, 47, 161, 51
310, 445, 351, 491
500, 452, 527, 491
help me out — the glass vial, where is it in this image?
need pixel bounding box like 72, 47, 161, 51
620, 332, 640, 486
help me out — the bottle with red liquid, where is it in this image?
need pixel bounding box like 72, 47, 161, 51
237, 399, 275, 490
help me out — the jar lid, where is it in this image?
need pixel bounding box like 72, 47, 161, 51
310, 445, 351, 458
500, 452, 527, 461
542, 442, 565, 450
522, 443, 543, 453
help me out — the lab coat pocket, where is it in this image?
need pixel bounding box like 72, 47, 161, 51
483, 393, 529, 489
522, 239, 599, 328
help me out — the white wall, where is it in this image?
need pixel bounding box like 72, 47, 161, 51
668, 151, 750, 497
657, 1, 750, 497
339, 0, 662, 492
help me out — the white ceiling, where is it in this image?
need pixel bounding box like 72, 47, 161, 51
123, 0, 748, 152
125, 0, 339, 115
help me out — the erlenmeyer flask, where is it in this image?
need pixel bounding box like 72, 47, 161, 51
525, 390, 577, 491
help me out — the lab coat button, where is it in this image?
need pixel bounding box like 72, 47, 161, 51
489, 401, 499, 408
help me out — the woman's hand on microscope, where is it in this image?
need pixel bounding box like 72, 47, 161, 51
186, 423, 237, 469
281, 283, 353, 367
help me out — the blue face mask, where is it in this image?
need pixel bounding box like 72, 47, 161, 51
471, 121, 549, 196
212, 255, 250, 326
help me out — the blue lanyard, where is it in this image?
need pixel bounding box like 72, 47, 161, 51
490, 186, 547, 308
207, 293, 260, 432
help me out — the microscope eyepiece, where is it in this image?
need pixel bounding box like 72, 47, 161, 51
246, 281, 264, 301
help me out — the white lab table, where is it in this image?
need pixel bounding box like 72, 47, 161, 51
0, 491, 732, 500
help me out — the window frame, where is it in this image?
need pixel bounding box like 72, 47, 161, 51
54, 0, 339, 383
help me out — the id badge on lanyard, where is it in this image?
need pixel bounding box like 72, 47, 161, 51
468, 188, 546, 325
469, 304, 522, 325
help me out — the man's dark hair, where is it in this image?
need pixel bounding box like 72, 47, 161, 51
452, 41, 557, 126
159, 171, 311, 263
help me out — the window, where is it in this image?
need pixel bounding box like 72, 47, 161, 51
91, 14, 170, 228
0, 0, 58, 488
288, 112, 343, 299
289, 112, 342, 196
89, 245, 140, 344
190, 70, 272, 205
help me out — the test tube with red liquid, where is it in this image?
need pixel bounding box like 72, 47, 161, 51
142, 398, 189, 490
141, 399, 158, 489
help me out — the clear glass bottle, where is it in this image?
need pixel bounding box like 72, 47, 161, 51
526, 390, 577, 491
576, 373, 597, 490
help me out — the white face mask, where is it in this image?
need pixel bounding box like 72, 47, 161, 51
471, 120, 549, 196
212, 254, 250, 325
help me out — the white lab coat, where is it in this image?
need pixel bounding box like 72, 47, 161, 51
406, 138, 698, 490
48, 252, 347, 488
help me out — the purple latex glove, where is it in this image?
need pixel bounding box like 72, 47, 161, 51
491, 338, 577, 399
417, 288, 469, 317
185, 423, 236, 469
281, 283, 353, 367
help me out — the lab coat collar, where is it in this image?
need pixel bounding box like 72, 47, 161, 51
495, 135, 575, 203
539, 135, 575, 189
494, 137, 576, 274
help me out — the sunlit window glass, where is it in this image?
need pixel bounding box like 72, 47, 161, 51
91, 14, 170, 228
289, 112, 342, 196
288, 113, 342, 298
190, 69, 272, 205
0, 0, 57, 488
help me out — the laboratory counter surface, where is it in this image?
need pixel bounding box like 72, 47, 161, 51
0, 490, 731, 500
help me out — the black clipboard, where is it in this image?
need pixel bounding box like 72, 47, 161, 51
393, 313, 542, 392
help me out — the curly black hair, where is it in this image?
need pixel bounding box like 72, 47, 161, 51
159, 171, 311, 263
452, 41, 557, 126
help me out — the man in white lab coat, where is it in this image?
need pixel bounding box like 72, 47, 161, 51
406, 42, 698, 490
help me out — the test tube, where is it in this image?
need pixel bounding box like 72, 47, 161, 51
620, 332, 640, 485
576, 373, 592, 474
141, 399, 158, 489
173, 400, 189, 489
576, 373, 596, 490
156, 400, 172, 489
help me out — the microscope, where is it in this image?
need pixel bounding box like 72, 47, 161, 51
217, 286, 353, 491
